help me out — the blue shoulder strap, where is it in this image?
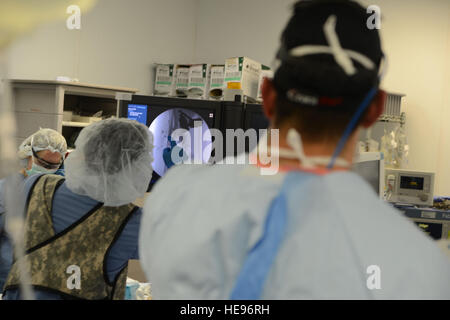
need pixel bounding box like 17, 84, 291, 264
230, 172, 309, 299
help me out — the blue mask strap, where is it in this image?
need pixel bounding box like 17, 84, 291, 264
327, 86, 378, 169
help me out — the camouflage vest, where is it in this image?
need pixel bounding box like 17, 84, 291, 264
4, 174, 138, 300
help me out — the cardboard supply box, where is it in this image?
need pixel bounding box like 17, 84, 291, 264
224, 57, 262, 101
187, 64, 211, 99
153, 64, 175, 96
208, 64, 225, 100
256, 65, 273, 102
174, 64, 191, 97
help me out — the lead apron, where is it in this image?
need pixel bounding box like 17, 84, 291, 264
230, 172, 311, 299
3, 174, 138, 300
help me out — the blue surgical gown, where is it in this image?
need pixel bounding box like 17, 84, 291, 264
139, 163, 450, 299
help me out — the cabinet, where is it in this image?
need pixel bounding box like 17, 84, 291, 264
11, 80, 138, 150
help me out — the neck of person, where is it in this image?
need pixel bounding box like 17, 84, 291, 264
265, 126, 360, 171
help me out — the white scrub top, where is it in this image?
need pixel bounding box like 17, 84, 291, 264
139, 163, 450, 299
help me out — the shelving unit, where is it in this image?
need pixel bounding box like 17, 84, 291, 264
61, 121, 91, 128
11, 80, 138, 149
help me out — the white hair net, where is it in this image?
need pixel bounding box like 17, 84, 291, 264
64, 118, 154, 207
17, 128, 67, 160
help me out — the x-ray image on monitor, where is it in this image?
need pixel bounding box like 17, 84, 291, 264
149, 108, 212, 177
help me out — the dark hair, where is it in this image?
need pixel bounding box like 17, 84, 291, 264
274, 93, 371, 143
272, 0, 383, 141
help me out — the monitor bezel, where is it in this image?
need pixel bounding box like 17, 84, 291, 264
353, 152, 385, 199
243, 103, 269, 131
120, 95, 223, 130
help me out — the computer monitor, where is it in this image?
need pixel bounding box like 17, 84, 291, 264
352, 152, 385, 199
244, 103, 269, 132
220, 102, 245, 158
385, 169, 435, 206
243, 103, 269, 153
121, 95, 223, 189
127, 104, 148, 125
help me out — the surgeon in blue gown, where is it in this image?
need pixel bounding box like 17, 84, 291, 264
138, 0, 450, 299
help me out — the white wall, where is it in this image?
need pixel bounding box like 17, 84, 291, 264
437, 25, 450, 197
6, 0, 198, 94
194, 0, 450, 195
194, 0, 294, 65
364, 0, 450, 196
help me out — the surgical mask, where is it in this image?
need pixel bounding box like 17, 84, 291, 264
26, 162, 58, 176
256, 129, 351, 170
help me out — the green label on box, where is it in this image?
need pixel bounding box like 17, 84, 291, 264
225, 77, 241, 81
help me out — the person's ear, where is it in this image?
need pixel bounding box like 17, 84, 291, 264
360, 89, 386, 128
261, 78, 278, 121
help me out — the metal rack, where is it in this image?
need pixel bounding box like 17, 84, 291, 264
378, 112, 406, 126
360, 92, 406, 153
378, 92, 405, 125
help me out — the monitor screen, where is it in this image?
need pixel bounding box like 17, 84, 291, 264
122, 96, 222, 190
127, 104, 148, 125
352, 160, 381, 196
149, 107, 214, 178
400, 176, 424, 190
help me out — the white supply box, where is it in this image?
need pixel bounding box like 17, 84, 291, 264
174, 64, 190, 97
208, 64, 225, 100
224, 57, 262, 101
153, 64, 175, 96
385, 169, 435, 206
187, 64, 211, 99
